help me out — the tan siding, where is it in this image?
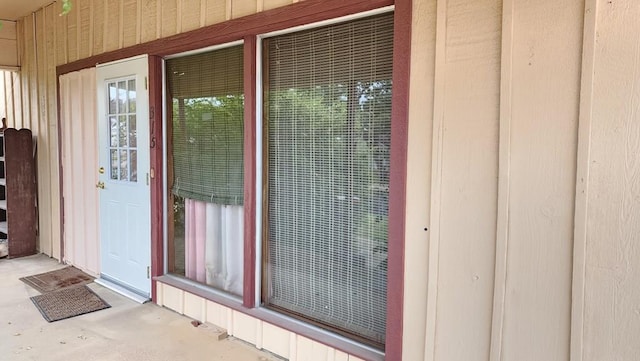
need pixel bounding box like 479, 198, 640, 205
36, 9, 50, 256
55, 9, 68, 65
204, 0, 227, 25
432, 0, 501, 360
18, 19, 31, 129
498, 1, 582, 360
26, 15, 38, 136
45, 4, 62, 260
66, 0, 79, 62
403, 1, 435, 361
140, 0, 159, 43
122, 0, 140, 48
582, 1, 640, 360
78, 0, 92, 59
263, 0, 292, 11
0, 21, 19, 68
181, 0, 203, 32
160, 0, 179, 38
1, 73, 10, 122
105, 0, 121, 51
231, 0, 257, 19
92, 0, 105, 56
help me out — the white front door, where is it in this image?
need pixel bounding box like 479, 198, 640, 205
96, 55, 151, 297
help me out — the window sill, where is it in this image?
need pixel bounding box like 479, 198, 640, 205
154, 275, 385, 361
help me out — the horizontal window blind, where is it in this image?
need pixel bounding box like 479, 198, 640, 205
264, 13, 393, 348
167, 46, 244, 205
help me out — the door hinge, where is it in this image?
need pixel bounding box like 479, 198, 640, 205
147, 266, 150, 279
144, 76, 148, 90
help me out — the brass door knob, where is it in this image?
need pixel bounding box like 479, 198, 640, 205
96, 181, 105, 189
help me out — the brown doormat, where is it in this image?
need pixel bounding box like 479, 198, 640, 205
20, 266, 93, 293
30, 285, 111, 322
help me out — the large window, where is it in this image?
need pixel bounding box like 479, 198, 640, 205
166, 45, 244, 296
262, 13, 394, 348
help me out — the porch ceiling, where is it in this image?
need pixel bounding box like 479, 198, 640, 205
0, 0, 54, 21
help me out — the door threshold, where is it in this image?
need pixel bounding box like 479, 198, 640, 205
95, 277, 150, 304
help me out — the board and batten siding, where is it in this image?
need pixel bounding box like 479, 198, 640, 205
406, 0, 640, 361
7, 0, 640, 360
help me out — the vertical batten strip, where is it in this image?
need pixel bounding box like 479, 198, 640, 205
76, 1, 81, 60
177, 0, 183, 33
37, 8, 52, 257
571, 1, 598, 360
489, 0, 514, 359
200, 0, 206, 27
424, 0, 447, 360
102, 0, 108, 53
225, 0, 232, 20
137, 0, 142, 44
89, 0, 94, 56
156, 0, 162, 39
119, 0, 124, 48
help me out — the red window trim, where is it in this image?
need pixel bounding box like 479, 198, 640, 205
55, 0, 410, 359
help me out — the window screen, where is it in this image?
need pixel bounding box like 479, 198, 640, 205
263, 13, 393, 348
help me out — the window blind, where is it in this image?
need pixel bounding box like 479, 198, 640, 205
166, 45, 244, 205
264, 13, 394, 348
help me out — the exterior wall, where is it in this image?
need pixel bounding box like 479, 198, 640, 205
59, 68, 100, 276
10, 0, 640, 361
404, 0, 640, 361
580, 1, 640, 360
0, 21, 19, 69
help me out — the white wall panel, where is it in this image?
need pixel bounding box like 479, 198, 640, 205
59, 68, 100, 276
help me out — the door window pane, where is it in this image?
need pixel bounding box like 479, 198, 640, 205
129, 115, 137, 147
130, 150, 137, 181
106, 76, 138, 182
108, 83, 117, 114
118, 81, 127, 113
128, 79, 136, 112
110, 149, 118, 180
119, 115, 127, 147
109, 116, 118, 147
119, 149, 128, 181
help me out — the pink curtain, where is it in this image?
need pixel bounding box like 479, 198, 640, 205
184, 198, 243, 295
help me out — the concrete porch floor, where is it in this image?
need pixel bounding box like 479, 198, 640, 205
0, 254, 280, 361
